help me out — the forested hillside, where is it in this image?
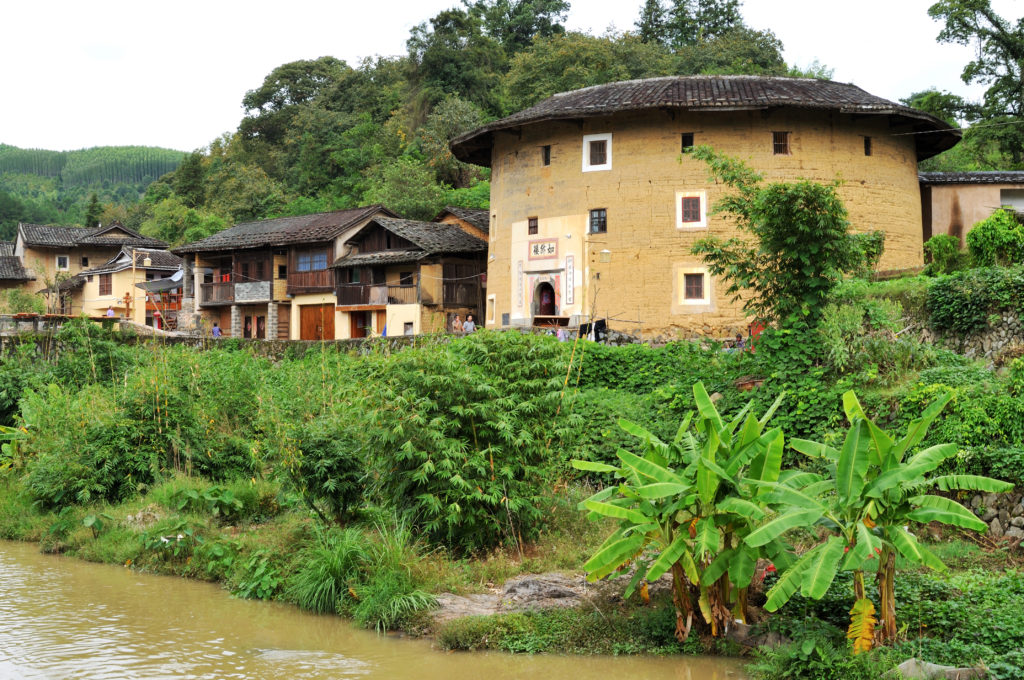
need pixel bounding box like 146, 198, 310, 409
0, 145, 183, 240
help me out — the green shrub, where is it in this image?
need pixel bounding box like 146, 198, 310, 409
966, 207, 1024, 266
924, 233, 969, 275
748, 637, 899, 680
281, 415, 365, 525
927, 266, 1024, 334
1010, 357, 1024, 396
349, 567, 436, 632
287, 528, 371, 614
0, 288, 45, 314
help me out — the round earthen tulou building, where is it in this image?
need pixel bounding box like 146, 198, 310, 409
451, 75, 959, 339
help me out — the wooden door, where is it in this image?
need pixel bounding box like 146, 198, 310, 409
300, 304, 334, 340
349, 311, 370, 338
375, 310, 387, 336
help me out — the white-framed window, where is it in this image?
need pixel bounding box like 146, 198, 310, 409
487, 294, 496, 324
675, 191, 707, 229
678, 267, 711, 305
582, 133, 612, 172
56, 254, 70, 271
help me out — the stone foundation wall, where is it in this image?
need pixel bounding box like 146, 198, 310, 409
969, 490, 1024, 541
919, 314, 1024, 360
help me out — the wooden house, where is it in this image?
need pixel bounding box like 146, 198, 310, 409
173, 206, 394, 339
332, 216, 487, 337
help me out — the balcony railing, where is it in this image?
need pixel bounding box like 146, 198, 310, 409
287, 269, 333, 293
201, 282, 234, 304
336, 284, 419, 306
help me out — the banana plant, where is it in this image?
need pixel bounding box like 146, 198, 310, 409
572, 382, 792, 640
744, 389, 1012, 650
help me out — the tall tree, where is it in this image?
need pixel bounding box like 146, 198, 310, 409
173, 151, 206, 208
467, 0, 571, 55
666, 0, 743, 48
407, 8, 506, 115
676, 26, 786, 76
929, 0, 1024, 165
636, 0, 668, 44
83, 193, 102, 228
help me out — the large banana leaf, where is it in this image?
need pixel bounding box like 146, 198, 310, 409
584, 533, 647, 580
764, 545, 820, 611
695, 517, 720, 560
646, 532, 693, 581
583, 500, 649, 525
800, 536, 846, 599
701, 548, 734, 586
746, 429, 784, 488
616, 448, 686, 485
906, 495, 988, 532
715, 497, 766, 520
863, 444, 957, 498
746, 508, 823, 547
635, 482, 693, 499
929, 475, 1014, 493
758, 392, 786, 427
571, 459, 620, 473
729, 543, 759, 588
842, 520, 880, 570
750, 480, 827, 511
891, 391, 953, 461
693, 382, 724, 432
790, 437, 840, 462
842, 391, 890, 466
887, 525, 946, 571
836, 420, 871, 504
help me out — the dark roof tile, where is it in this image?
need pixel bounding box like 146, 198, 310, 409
0, 256, 32, 281
333, 218, 486, 268
18, 222, 165, 249
173, 206, 394, 254
440, 206, 490, 233
452, 75, 959, 165
920, 171, 1024, 185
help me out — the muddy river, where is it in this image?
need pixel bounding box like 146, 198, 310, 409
0, 540, 748, 679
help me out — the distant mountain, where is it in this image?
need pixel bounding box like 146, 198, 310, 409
0, 144, 184, 188
0, 144, 185, 240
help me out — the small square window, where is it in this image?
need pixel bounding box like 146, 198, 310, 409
56, 255, 69, 271
501, 312, 510, 326
772, 131, 790, 155
541, 145, 551, 166
528, 217, 538, 235
681, 133, 694, 151
589, 209, 607, 234
81, 256, 89, 267
681, 197, 701, 223
350, 269, 361, 284
864, 137, 872, 156
278, 264, 287, 279
684, 273, 704, 300
399, 271, 414, 286
582, 133, 612, 172
404, 322, 414, 336
86, 275, 93, 283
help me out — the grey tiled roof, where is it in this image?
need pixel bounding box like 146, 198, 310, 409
0, 256, 32, 281
18, 222, 165, 249
174, 206, 394, 254
0, 242, 14, 256
332, 250, 427, 268
920, 171, 1024, 185
333, 218, 487, 268
81, 248, 182, 275
451, 75, 960, 165
441, 206, 490, 233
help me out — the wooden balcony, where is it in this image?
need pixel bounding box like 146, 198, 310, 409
335, 284, 419, 306
200, 282, 234, 305
287, 269, 333, 295
145, 292, 182, 312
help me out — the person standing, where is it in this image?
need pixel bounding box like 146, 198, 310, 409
452, 314, 464, 333
212, 322, 222, 338
463, 314, 476, 333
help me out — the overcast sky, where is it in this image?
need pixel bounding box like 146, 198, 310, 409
1, 0, 1018, 152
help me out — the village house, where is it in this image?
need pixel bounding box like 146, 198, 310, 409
68, 248, 183, 328
332, 216, 487, 337
173, 206, 395, 339
13, 222, 167, 313
435, 206, 490, 240
0, 242, 34, 296
920, 171, 1024, 246
451, 75, 959, 338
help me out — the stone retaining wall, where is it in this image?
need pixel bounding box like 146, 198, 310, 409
969, 490, 1024, 540
920, 314, 1024, 361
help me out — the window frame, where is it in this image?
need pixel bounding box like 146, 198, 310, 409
681, 132, 695, 151
772, 131, 791, 155
678, 267, 712, 306
528, 216, 538, 235
589, 208, 607, 234
864, 136, 872, 156
55, 254, 70, 271
675, 191, 708, 229
99, 272, 112, 296
81, 256, 89, 268
582, 133, 613, 172
541, 145, 551, 166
